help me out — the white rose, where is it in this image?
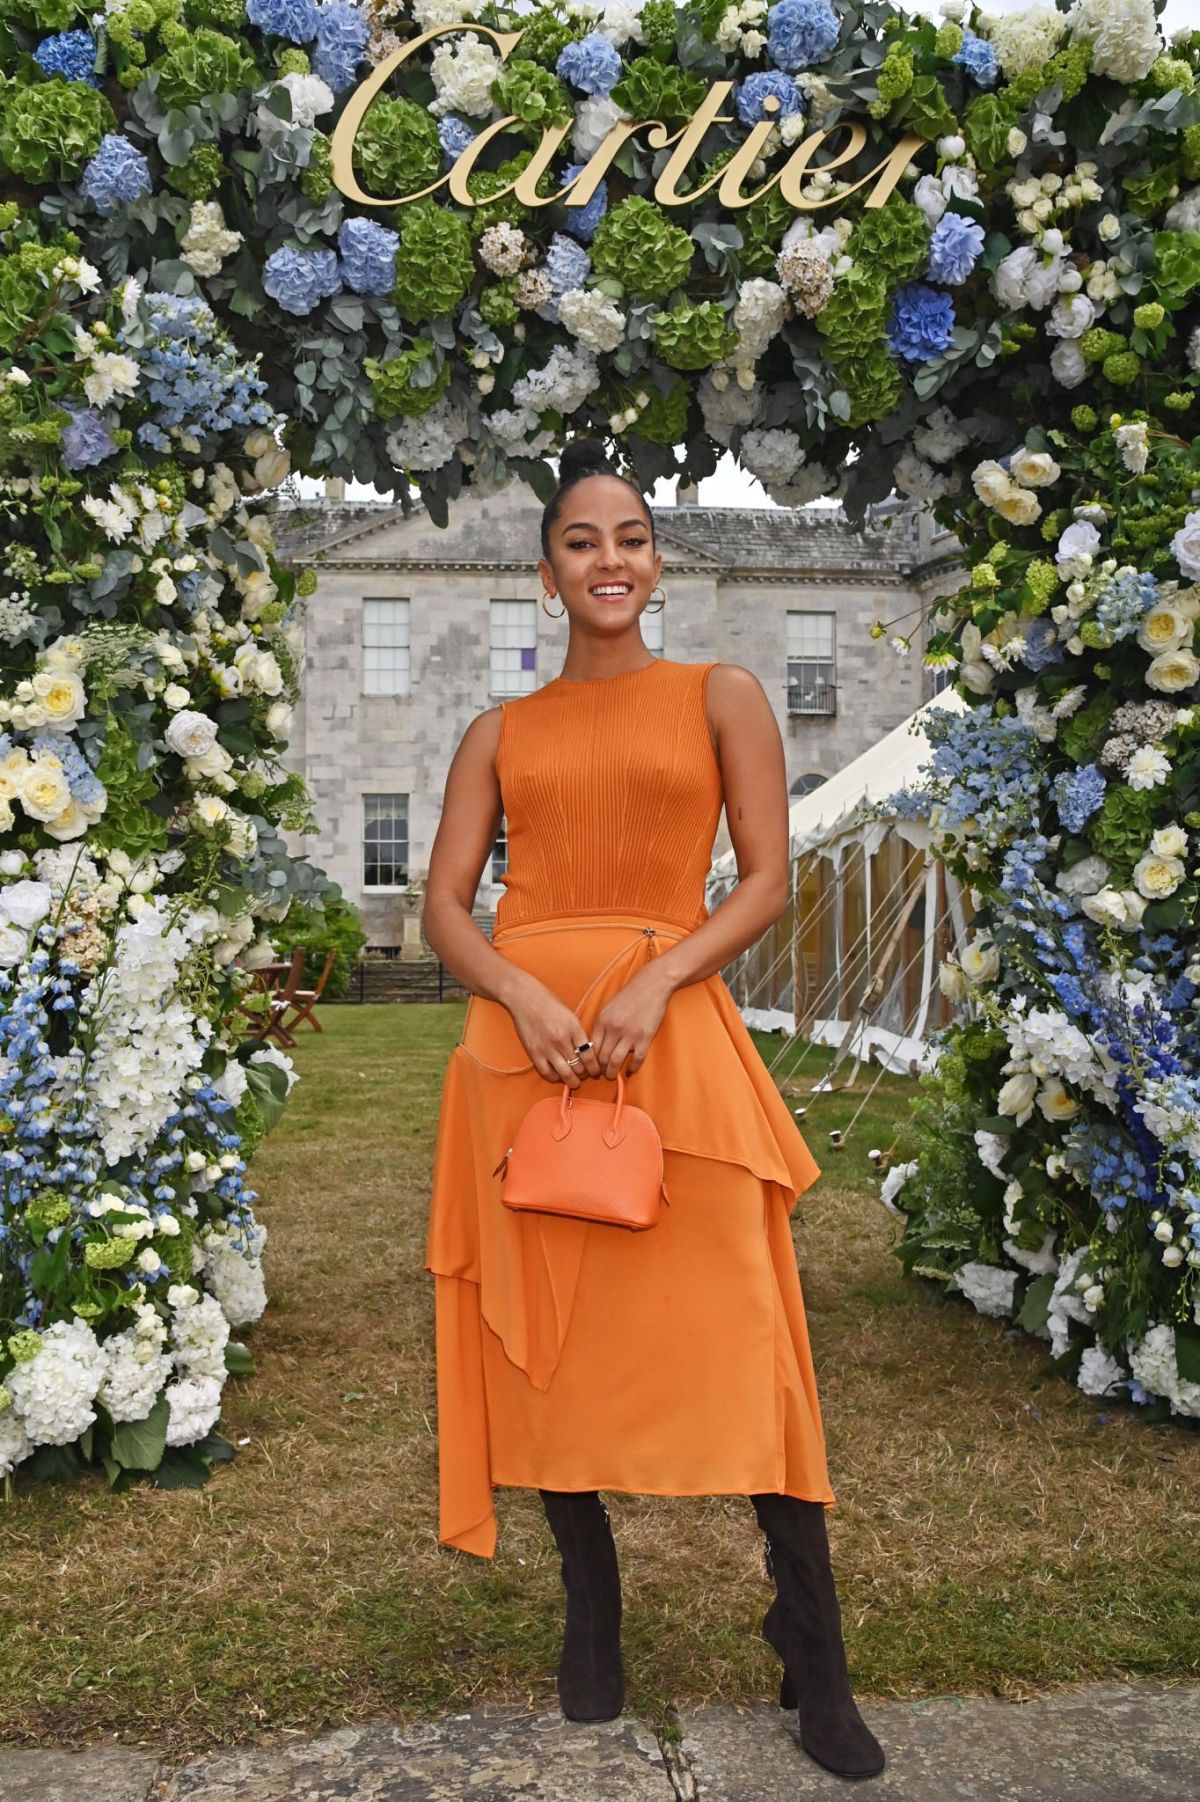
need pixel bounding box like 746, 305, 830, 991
1150, 823, 1188, 858
164, 710, 219, 759
1137, 607, 1192, 656
997, 1071, 1038, 1122
20, 760, 72, 822
194, 795, 230, 828
30, 667, 86, 729
1009, 449, 1060, 487
183, 740, 235, 782
0, 878, 53, 928
1036, 1078, 1079, 1122
1171, 509, 1200, 580
1146, 647, 1200, 695
959, 936, 1000, 985
265, 701, 293, 739
163, 683, 192, 710
938, 959, 970, 1002
252, 447, 291, 490
1132, 851, 1186, 900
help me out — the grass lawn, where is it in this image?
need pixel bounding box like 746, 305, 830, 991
1, 1001, 1197, 1757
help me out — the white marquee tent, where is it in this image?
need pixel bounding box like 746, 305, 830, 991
707, 687, 975, 1079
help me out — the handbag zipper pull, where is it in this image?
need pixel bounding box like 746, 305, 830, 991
492, 1147, 512, 1179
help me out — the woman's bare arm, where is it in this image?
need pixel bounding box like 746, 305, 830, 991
639, 662, 792, 998
421, 708, 534, 1008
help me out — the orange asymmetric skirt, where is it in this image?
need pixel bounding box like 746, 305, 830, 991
424, 908, 836, 1559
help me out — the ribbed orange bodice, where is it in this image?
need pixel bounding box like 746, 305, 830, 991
494, 659, 723, 933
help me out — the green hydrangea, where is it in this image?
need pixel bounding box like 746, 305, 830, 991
393, 199, 474, 324
164, 142, 225, 201
24, 1192, 72, 1235
107, 0, 177, 62
466, 154, 536, 235
590, 196, 694, 299
84, 1236, 138, 1269
849, 192, 929, 283
1102, 350, 1141, 385
1153, 229, 1200, 310
479, 276, 519, 327
6, 1329, 41, 1363
639, 0, 677, 51
1079, 326, 1123, 364
891, 73, 958, 141
1089, 782, 1159, 870
737, 183, 796, 277
354, 95, 441, 202
365, 341, 451, 418
0, 241, 77, 353
0, 1386, 11, 1412
509, 7, 578, 68
297, 567, 318, 597
0, 82, 115, 183
650, 298, 736, 370
1124, 159, 1182, 220
276, 48, 311, 77
875, 46, 915, 104
839, 342, 904, 429
0, 201, 17, 233
0, 0, 76, 26
185, 0, 244, 21
1164, 390, 1194, 411
1148, 55, 1194, 95
934, 22, 963, 55
963, 92, 1016, 169
301, 131, 333, 202
814, 262, 889, 360
490, 61, 573, 135
1183, 123, 1200, 182
153, 28, 257, 110
624, 375, 691, 446
610, 56, 707, 127
1071, 403, 1098, 432
1023, 559, 1059, 613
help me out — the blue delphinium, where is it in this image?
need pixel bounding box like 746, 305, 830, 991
246, 0, 320, 39
34, 29, 100, 85
735, 70, 806, 126
556, 31, 623, 96
886, 283, 956, 362
559, 160, 608, 242
1092, 567, 1158, 643
60, 403, 117, 471
1052, 762, 1106, 834
263, 244, 343, 314
767, 0, 840, 72
534, 232, 591, 323
1061, 1117, 1157, 1214
338, 217, 398, 294
953, 27, 1000, 88
312, 1, 370, 92
916, 702, 1045, 847
79, 134, 153, 216
927, 212, 985, 285
438, 115, 476, 164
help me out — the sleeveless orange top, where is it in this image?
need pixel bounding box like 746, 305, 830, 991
494, 659, 723, 934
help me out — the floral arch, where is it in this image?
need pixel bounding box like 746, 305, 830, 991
1, 0, 1199, 1490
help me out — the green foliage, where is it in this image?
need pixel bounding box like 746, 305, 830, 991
364, 341, 451, 418
269, 891, 367, 1001
0, 81, 114, 183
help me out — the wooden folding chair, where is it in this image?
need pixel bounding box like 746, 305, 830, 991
240, 946, 306, 1048
278, 945, 336, 1034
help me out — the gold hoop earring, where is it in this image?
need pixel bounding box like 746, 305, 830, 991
541, 590, 565, 618
645, 585, 666, 614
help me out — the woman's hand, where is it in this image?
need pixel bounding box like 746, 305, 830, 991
504, 968, 672, 1086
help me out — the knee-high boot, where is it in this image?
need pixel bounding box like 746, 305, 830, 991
751, 1492, 885, 1781
537, 1487, 625, 1722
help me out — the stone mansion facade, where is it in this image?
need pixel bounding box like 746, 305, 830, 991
274, 489, 963, 948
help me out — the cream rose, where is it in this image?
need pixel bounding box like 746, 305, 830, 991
994, 483, 1042, 526
30, 667, 86, 730
20, 760, 72, 822
42, 797, 96, 840
1009, 449, 1061, 487
960, 935, 1000, 984
1132, 851, 1186, 900
1036, 1078, 1079, 1122
194, 795, 230, 828
1145, 647, 1200, 694
938, 960, 970, 1002
1150, 823, 1189, 858
0, 748, 30, 801
164, 709, 219, 759
997, 1071, 1038, 1122
1137, 607, 1192, 656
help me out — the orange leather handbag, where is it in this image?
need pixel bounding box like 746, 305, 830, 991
492, 1070, 670, 1230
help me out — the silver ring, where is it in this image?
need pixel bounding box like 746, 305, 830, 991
567, 1054, 582, 1066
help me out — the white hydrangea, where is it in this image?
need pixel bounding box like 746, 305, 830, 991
558, 288, 627, 353
697, 370, 761, 446
1164, 187, 1200, 236
511, 344, 599, 416
740, 427, 806, 489
1126, 1322, 1200, 1417
596, 0, 643, 48
949, 1260, 1017, 1318
5, 1317, 106, 1445
1046, 1244, 1091, 1358
428, 33, 502, 118
386, 394, 470, 473
256, 72, 334, 135
893, 449, 956, 505
201, 1222, 268, 1329
1076, 1343, 1128, 1397
1066, 0, 1162, 83
573, 95, 627, 162
879, 1157, 919, 1214
482, 407, 557, 459
765, 462, 841, 507
974, 1129, 1011, 1182
164, 1373, 224, 1446
477, 222, 529, 276
985, 2, 1067, 75
411, 0, 476, 27
97, 1306, 173, 1423
0, 1402, 32, 1478
1002, 999, 1122, 1111
170, 1289, 231, 1383
1002, 1229, 1059, 1275
180, 203, 244, 279
731, 278, 786, 365
911, 405, 970, 465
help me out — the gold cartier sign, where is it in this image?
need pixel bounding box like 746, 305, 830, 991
330, 22, 925, 213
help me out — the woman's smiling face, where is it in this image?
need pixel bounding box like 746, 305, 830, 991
538, 474, 663, 624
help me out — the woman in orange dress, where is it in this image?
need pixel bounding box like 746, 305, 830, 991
421, 437, 884, 1782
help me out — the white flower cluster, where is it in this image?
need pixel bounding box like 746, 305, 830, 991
698, 370, 761, 446
1125, 1322, 1200, 1418
729, 278, 786, 369
985, 1, 1066, 75
256, 70, 335, 135
714, 0, 769, 58
557, 288, 626, 354
949, 1259, 1017, 1316
477, 222, 529, 277
739, 427, 806, 490
0, 634, 88, 733
200, 1219, 268, 1329
428, 32, 501, 118
180, 202, 244, 278
72, 321, 139, 409
998, 998, 1122, 1117
386, 393, 470, 472
168, 1282, 231, 1381
4, 1317, 106, 1445
97, 1304, 173, 1422
1065, 0, 1163, 84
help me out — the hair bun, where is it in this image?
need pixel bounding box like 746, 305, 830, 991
558, 434, 613, 482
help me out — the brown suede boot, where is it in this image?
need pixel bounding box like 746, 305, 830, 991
538, 1488, 625, 1722
751, 1492, 885, 1780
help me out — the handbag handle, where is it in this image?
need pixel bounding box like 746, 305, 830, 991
555, 1068, 626, 1146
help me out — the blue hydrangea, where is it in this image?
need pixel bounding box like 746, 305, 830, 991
927, 211, 985, 285
953, 27, 1000, 89
556, 31, 623, 96
246, 0, 320, 39
534, 231, 592, 323
33, 29, 100, 86
120, 292, 276, 436
885, 282, 955, 362
29, 734, 105, 804
1016, 615, 1064, 672
735, 70, 806, 126
1093, 566, 1159, 642
438, 115, 476, 164
1052, 762, 1106, 834
560, 160, 608, 242
766, 0, 840, 73
338, 216, 398, 294
312, 1, 369, 92
79, 134, 153, 216
1061, 1116, 1156, 1214
263, 244, 343, 314
60, 403, 117, 470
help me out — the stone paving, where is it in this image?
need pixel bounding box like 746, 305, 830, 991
1, 1679, 1196, 1802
